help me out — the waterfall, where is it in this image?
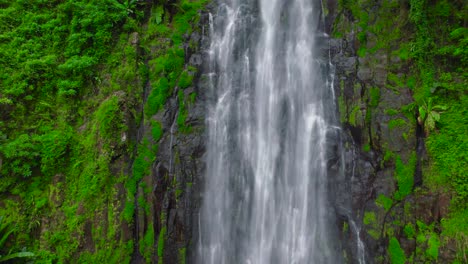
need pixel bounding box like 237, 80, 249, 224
197, 0, 342, 263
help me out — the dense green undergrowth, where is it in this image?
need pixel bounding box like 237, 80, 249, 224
0, 0, 206, 262
409, 1, 467, 261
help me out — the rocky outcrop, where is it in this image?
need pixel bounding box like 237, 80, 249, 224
325, 0, 458, 263
130, 4, 211, 263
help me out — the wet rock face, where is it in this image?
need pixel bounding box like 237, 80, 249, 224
325, 1, 423, 263
152, 90, 206, 262
150, 13, 210, 263
129, 6, 212, 263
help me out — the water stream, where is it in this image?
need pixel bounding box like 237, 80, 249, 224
197, 0, 344, 263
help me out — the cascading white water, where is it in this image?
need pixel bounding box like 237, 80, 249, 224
197, 0, 342, 263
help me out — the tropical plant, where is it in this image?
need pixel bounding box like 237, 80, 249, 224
111, 0, 140, 15
0, 216, 34, 262
417, 98, 447, 135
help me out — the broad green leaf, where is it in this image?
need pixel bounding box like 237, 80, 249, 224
419, 106, 427, 120
0, 251, 35, 262
431, 111, 440, 122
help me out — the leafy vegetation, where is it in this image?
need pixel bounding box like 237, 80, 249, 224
388, 237, 406, 264
0, 0, 206, 262
393, 153, 416, 201
157, 226, 167, 263
337, 0, 467, 262
0, 216, 34, 262
408, 1, 467, 261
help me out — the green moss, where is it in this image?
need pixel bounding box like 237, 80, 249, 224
175, 189, 183, 199
362, 143, 371, 152
177, 90, 191, 133
426, 233, 440, 260
388, 118, 407, 130
189, 92, 197, 104
441, 209, 468, 261
426, 96, 467, 206
363, 212, 377, 226
388, 237, 406, 264
349, 105, 361, 126
376, 194, 393, 212
394, 153, 417, 200
369, 87, 380, 108
342, 222, 349, 233
151, 120, 163, 141
387, 73, 405, 90
146, 77, 170, 117
385, 109, 399, 116
178, 247, 187, 264
122, 200, 135, 223
95, 95, 125, 140
140, 223, 155, 263
398, 44, 410, 61
157, 226, 167, 262
357, 47, 367, 57
0, 0, 209, 262
406, 76, 416, 90
368, 229, 380, 240
178, 70, 194, 89
404, 223, 416, 238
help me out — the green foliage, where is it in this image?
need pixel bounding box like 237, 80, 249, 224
178, 70, 194, 89
376, 194, 393, 212
348, 105, 361, 126
363, 212, 376, 226
123, 138, 155, 224
0, 134, 39, 179
357, 47, 367, 57
140, 223, 155, 263
383, 150, 394, 163
363, 211, 380, 239
394, 153, 417, 200
417, 98, 447, 135
37, 127, 73, 175
441, 209, 468, 262
0, 0, 208, 262
179, 247, 187, 264
396, 44, 410, 61
336, 0, 466, 261
0, 252, 35, 263
426, 233, 440, 260
388, 237, 406, 264
426, 95, 467, 206
369, 87, 380, 108
0, 216, 34, 262
157, 226, 167, 262
122, 200, 136, 224
362, 143, 371, 152
151, 120, 163, 141
342, 222, 349, 233
177, 90, 191, 133
404, 223, 416, 239
413, 220, 442, 262
95, 95, 126, 142
146, 77, 171, 117
189, 92, 197, 104
384, 109, 399, 116
153, 5, 164, 25
388, 118, 407, 130
387, 73, 405, 89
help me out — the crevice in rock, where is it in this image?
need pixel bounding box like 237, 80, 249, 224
414, 114, 425, 189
